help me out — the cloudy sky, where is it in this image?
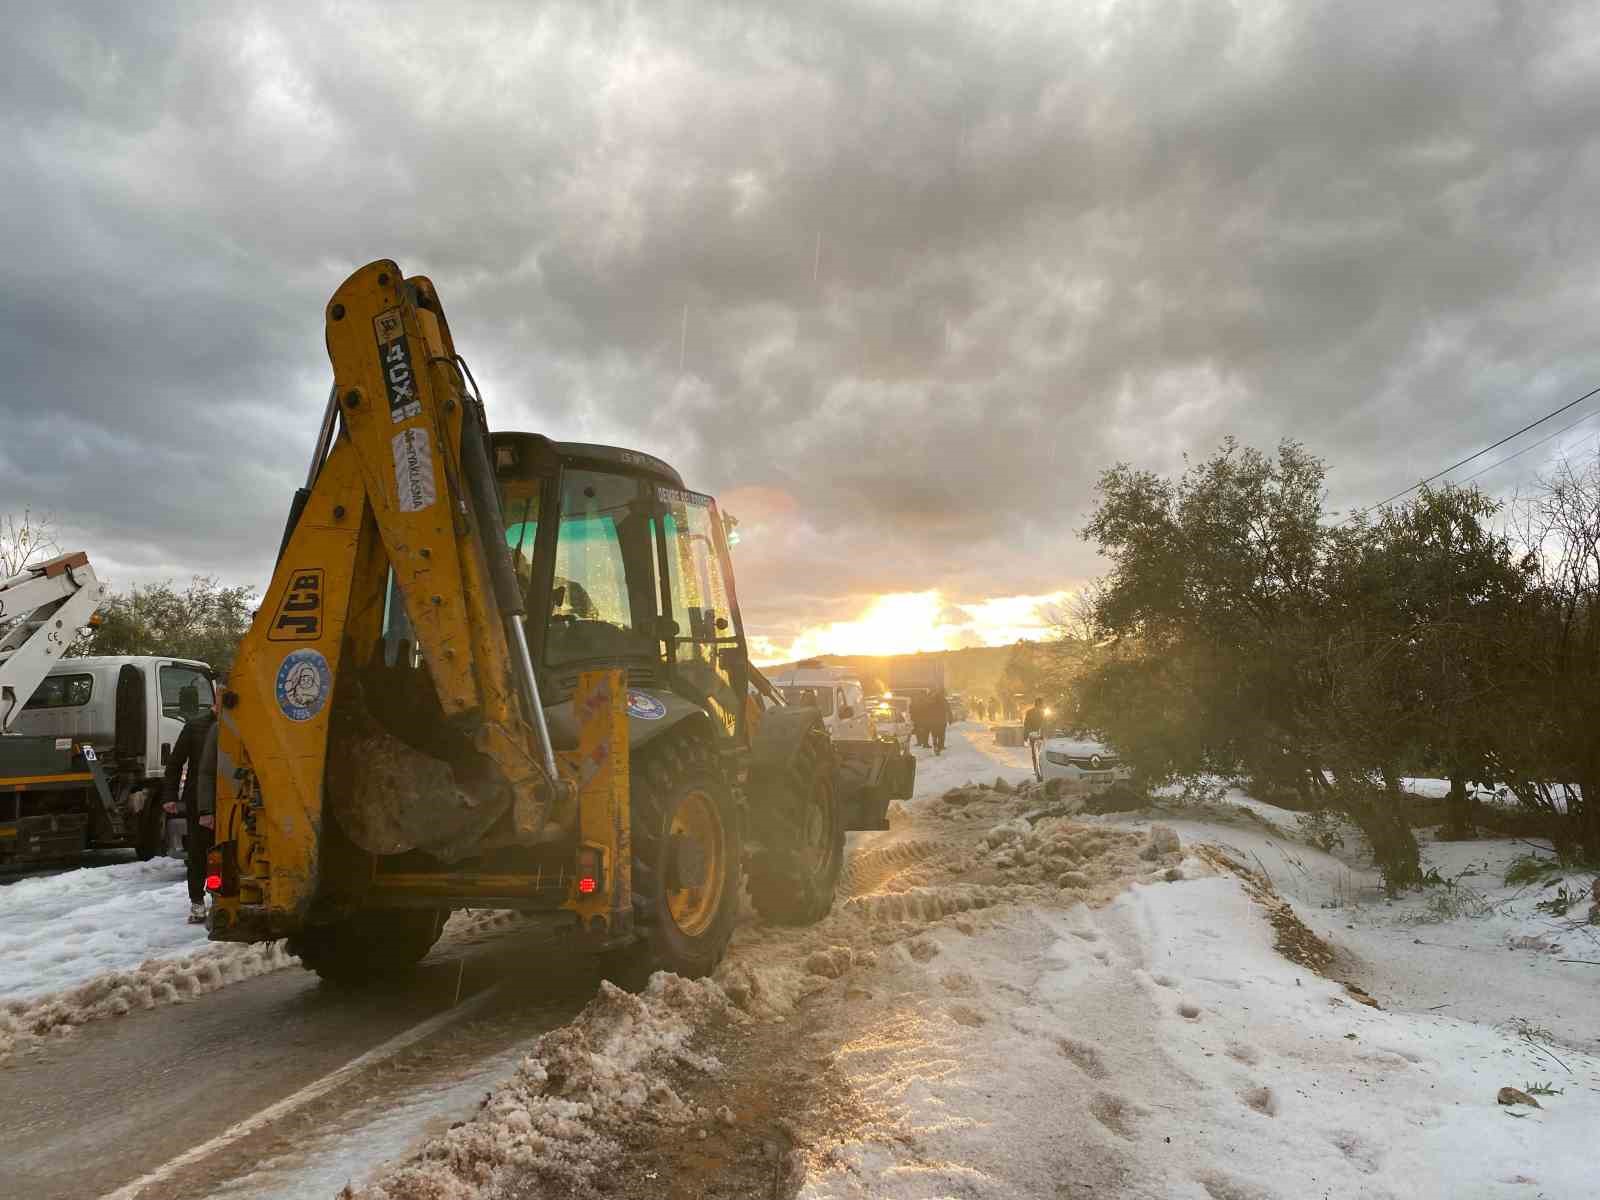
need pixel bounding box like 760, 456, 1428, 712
7, 1, 1600, 658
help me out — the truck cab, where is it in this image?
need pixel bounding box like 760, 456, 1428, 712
768, 660, 871, 740
2, 655, 215, 862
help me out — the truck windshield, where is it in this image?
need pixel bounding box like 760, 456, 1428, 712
780, 686, 833, 715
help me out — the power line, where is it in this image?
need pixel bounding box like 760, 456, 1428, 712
1457, 405, 1600, 487
1350, 382, 1600, 519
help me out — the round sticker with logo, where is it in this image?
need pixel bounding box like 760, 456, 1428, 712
276, 648, 333, 722
626, 689, 667, 721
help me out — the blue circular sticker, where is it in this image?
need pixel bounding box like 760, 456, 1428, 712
626, 689, 666, 720
276, 649, 332, 722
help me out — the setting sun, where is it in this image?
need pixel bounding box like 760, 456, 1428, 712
749, 589, 1072, 664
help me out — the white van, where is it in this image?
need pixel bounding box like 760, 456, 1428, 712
768, 660, 871, 740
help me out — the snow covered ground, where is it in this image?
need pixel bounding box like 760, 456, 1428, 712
789, 735, 1600, 1198
1121, 793, 1600, 1051
1, 855, 219, 1004
798, 864, 1600, 1198
18, 725, 1593, 1198
0, 855, 298, 1060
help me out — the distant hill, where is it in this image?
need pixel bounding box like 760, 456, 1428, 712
762, 645, 1017, 699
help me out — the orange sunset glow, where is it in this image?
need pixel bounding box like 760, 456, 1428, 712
747, 589, 1073, 665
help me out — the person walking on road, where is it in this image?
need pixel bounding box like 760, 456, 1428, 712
164, 686, 220, 923
909, 692, 930, 748
929, 688, 949, 755
1022, 696, 1047, 780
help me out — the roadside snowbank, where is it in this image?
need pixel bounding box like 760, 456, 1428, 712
0, 856, 210, 1003
799, 866, 1599, 1198
0, 855, 305, 1061
346, 974, 736, 1199
1107, 798, 1600, 1048
1, 939, 298, 1061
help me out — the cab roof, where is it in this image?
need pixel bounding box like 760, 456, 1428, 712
492, 432, 687, 488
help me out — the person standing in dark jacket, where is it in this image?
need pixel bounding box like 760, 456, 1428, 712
164, 691, 219, 924
928, 688, 949, 754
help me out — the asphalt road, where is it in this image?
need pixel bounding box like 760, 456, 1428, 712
0, 918, 597, 1200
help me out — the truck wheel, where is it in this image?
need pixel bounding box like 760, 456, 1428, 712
747, 727, 843, 926
134, 800, 164, 862
604, 735, 739, 988
287, 909, 446, 985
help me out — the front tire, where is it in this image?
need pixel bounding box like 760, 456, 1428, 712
604, 735, 740, 987
748, 726, 843, 926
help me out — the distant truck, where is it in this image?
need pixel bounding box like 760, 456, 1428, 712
887, 657, 946, 707
2, 655, 217, 863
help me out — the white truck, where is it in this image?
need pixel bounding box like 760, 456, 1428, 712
887, 657, 946, 712
768, 659, 872, 739
0, 552, 217, 863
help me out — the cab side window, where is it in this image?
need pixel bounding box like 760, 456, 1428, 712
159, 665, 214, 719
24, 673, 93, 709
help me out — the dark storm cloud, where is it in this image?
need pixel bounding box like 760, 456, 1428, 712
6, 1, 1600, 639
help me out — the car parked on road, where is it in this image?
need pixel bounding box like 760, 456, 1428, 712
1038, 736, 1132, 788
866, 694, 914, 748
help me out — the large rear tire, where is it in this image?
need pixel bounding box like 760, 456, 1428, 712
747, 726, 843, 926
603, 735, 740, 988
287, 908, 446, 985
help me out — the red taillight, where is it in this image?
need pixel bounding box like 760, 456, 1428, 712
575, 845, 604, 898
204, 873, 223, 892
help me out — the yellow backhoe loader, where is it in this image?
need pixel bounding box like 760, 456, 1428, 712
207, 260, 916, 982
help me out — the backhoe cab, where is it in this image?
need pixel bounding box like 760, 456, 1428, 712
209, 260, 915, 984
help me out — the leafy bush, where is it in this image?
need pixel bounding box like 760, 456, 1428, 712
1504, 855, 1554, 886
1082, 782, 1148, 814
1416, 873, 1494, 921
1534, 885, 1579, 917
1295, 809, 1347, 853
1170, 776, 1231, 808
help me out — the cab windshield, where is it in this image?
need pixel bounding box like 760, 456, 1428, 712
499, 467, 742, 681
503, 468, 659, 665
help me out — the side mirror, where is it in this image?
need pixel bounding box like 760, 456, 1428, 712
160, 742, 171, 766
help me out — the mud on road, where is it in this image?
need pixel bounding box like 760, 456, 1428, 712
357, 739, 1180, 1200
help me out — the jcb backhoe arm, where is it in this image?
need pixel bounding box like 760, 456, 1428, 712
217, 261, 568, 933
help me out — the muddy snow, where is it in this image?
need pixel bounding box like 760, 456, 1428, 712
344, 725, 1597, 1199
15, 725, 1595, 1198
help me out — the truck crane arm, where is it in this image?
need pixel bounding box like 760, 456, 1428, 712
0, 552, 106, 732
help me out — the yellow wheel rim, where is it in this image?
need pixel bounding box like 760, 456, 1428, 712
666, 789, 726, 938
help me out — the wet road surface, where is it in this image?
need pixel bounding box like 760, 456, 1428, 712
1, 919, 598, 1200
